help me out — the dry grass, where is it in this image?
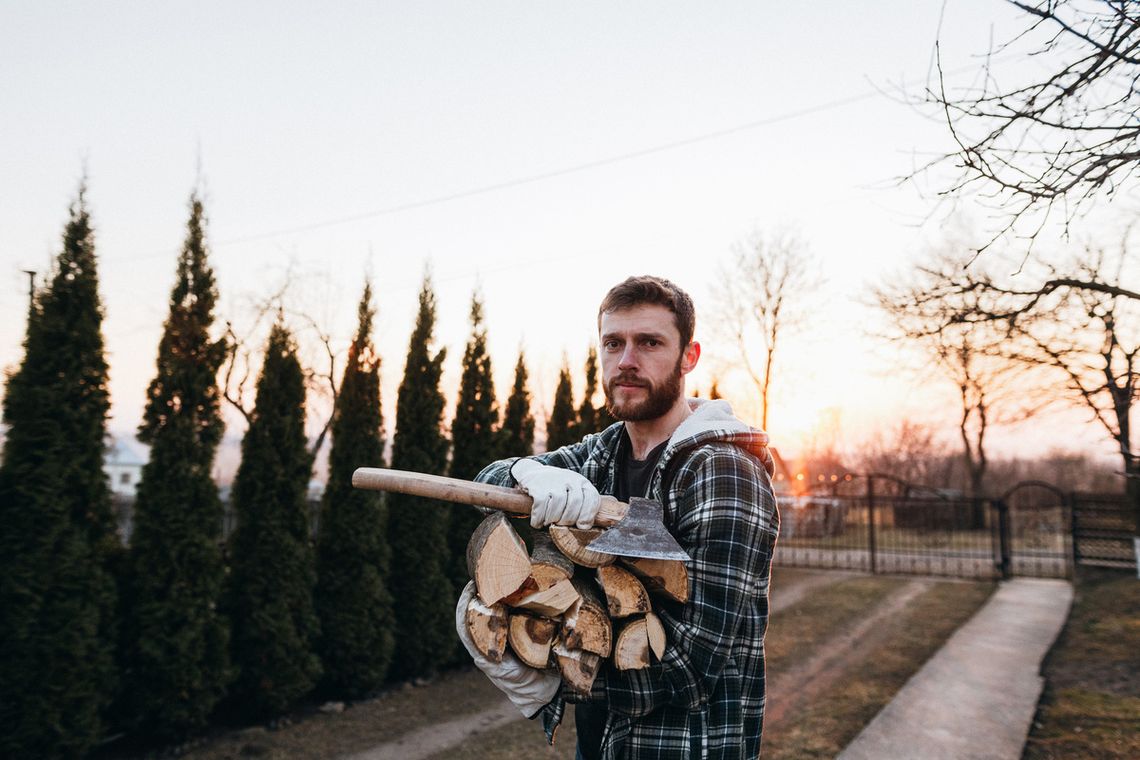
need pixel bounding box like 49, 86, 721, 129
762, 578, 995, 760
1023, 568, 1140, 760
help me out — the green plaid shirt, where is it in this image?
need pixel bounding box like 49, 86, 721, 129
476, 402, 778, 759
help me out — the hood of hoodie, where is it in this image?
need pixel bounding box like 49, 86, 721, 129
661, 398, 773, 476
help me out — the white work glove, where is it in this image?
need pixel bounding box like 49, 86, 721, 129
511, 458, 602, 529
456, 581, 560, 718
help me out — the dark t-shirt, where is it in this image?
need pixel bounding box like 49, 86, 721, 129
576, 430, 668, 760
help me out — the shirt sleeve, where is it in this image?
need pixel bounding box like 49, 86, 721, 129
474, 435, 599, 487
598, 445, 778, 717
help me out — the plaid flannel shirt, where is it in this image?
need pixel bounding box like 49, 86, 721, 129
475, 400, 779, 760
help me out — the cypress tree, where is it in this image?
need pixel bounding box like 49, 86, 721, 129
497, 349, 536, 459
0, 183, 118, 757
573, 344, 614, 436
387, 274, 453, 679
124, 192, 232, 739
314, 283, 394, 697
225, 323, 321, 718
446, 294, 498, 597
545, 360, 578, 451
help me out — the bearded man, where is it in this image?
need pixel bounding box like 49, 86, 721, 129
456, 275, 779, 760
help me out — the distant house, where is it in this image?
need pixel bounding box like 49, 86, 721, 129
105, 436, 146, 497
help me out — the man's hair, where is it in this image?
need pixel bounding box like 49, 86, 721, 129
597, 275, 696, 347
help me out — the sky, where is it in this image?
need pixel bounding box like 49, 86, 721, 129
1, 1, 1125, 481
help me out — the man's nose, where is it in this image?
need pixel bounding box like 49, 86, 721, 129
618, 344, 638, 369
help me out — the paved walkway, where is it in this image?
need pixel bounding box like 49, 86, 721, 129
837, 578, 1073, 760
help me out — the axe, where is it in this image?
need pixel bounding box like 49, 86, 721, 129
351, 468, 689, 561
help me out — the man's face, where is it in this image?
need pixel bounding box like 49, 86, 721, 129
600, 304, 698, 422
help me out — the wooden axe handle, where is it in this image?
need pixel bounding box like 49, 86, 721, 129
351, 467, 629, 527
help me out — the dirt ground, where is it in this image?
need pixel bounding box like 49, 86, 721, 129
130, 567, 991, 759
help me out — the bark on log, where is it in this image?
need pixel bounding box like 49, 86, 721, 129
620, 556, 689, 603
463, 582, 509, 663
531, 531, 576, 582
508, 613, 557, 669
549, 526, 616, 568
596, 564, 651, 618
553, 640, 602, 696
466, 512, 532, 605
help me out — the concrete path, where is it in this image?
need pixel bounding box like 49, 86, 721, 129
837, 578, 1073, 760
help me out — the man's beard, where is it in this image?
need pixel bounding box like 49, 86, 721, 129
604, 359, 683, 422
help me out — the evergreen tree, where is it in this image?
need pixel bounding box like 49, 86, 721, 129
446, 294, 498, 598
709, 378, 723, 400
314, 283, 395, 697
545, 360, 578, 451
573, 344, 615, 436
124, 193, 232, 739
225, 323, 321, 718
387, 274, 453, 679
0, 184, 118, 757
497, 349, 535, 459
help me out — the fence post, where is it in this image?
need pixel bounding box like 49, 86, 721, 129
1068, 491, 1080, 571
867, 475, 877, 575
996, 498, 1011, 580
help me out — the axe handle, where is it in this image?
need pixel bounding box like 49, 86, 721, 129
351, 467, 629, 527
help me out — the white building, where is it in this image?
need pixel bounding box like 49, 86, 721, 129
105, 436, 146, 496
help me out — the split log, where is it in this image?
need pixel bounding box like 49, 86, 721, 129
620, 557, 689, 603
463, 581, 509, 663
530, 531, 576, 585
508, 613, 557, 669
645, 611, 666, 660
466, 512, 532, 605
561, 577, 612, 656
509, 577, 580, 617
553, 640, 602, 696
548, 526, 616, 568
612, 611, 667, 671
596, 565, 651, 618
500, 532, 576, 606
612, 616, 652, 670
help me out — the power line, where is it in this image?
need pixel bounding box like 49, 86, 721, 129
215, 89, 884, 247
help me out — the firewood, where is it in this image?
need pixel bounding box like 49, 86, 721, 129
508, 613, 557, 669
500, 532, 576, 606
553, 640, 602, 696
462, 581, 509, 663
612, 616, 652, 670
645, 611, 666, 660
596, 564, 651, 618
562, 577, 612, 656
530, 531, 576, 582
548, 525, 616, 568
620, 557, 689, 603
466, 512, 532, 605
510, 577, 580, 617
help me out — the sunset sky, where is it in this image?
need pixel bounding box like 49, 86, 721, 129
1, 1, 1126, 479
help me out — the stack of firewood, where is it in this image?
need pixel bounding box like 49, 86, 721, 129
463, 512, 688, 695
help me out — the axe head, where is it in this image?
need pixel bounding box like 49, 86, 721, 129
587, 497, 690, 561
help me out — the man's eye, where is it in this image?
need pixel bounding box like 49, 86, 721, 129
644, 339, 659, 347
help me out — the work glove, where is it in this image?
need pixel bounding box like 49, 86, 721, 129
456, 581, 560, 718
511, 458, 602, 529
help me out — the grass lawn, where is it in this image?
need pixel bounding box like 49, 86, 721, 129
1023, 568, 1140, 760
152, 569, 993, 759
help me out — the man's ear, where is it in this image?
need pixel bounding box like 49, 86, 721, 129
680, 341, 700, 376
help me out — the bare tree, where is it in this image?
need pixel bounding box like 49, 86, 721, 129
925, 1, 1140, 251
713, 229, 820, 430
221, 273, 344, 460
894, 240, 1139, 527
876, 252, 1034, 498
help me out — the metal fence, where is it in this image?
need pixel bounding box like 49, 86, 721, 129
776, 475, 1092, 579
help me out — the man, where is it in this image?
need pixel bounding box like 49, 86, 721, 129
456, 275, 779, 759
